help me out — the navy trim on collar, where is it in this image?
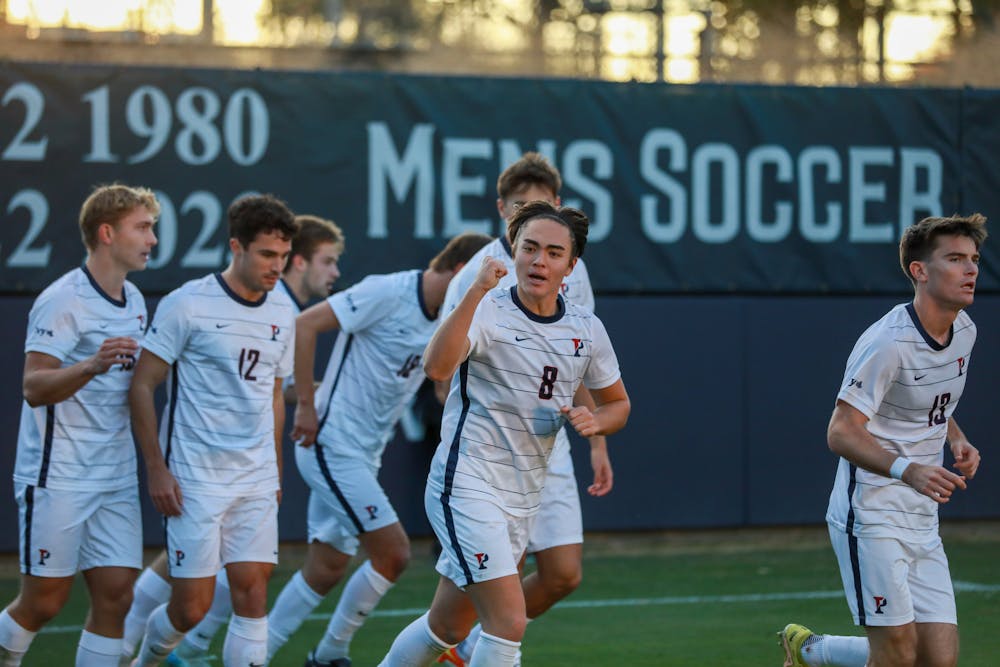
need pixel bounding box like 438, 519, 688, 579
215, 273, 267, 308
509, 285, 565, 323
81, 264, 127, 308
905, 302, 952, 351
416, 270, 435, 321
280, 278, 305, 312
500, 235, 513, 258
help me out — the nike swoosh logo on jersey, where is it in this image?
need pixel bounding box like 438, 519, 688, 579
515, 335, 530, 341
914, 374, 927, 380
216, 323, 231, 328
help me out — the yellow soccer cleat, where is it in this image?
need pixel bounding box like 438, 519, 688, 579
779, 623, 814, 667
436, 647, 466, 666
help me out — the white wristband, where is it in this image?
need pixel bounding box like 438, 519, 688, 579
889, 457, 913, 480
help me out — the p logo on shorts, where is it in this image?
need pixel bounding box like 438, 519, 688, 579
873, 595, 888, 614
175, 549, 186, 567
365, 505, 378, 520
37, 548, 50, 566
474, 552, 489, 570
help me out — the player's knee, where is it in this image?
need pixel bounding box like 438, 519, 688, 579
228, 579, 269, 617
372, 545, 410, 581
169, 598, 211, 631
303, 558, 347, 594
876, 633, 918, 667
92, 582, 134, 620
16, 592, 68, 626
481, 609, 527, 642
541, 566, 581, 599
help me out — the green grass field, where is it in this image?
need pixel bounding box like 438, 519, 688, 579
9, 522, 999, 666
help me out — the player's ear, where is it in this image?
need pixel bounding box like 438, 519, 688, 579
97, 222, 115, 246
564, 256, 578, 276
909, 259, 928, 283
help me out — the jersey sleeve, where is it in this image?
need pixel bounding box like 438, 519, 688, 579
571, 259, 597, 312
327, 275, 396, 334
466, 292, 498, 356
583, 314, 621, 390
141, 290, 191, 365
836, 328, 899, 419
275, 316, 296, 380
24, 290, 80, 361
442, 259, 478, 317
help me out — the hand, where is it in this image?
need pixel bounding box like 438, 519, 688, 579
291, 402, 319, 447
148, 466, 183, 516
588, 441, 614, 497
472, 256, 508, 293
560, 405, 600, 438
901, 462, 967, 504
84, 337, 140, 375
951, 439, 980, 480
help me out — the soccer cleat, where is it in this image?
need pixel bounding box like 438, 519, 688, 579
303, 650, 351, 667
436, 647, 466, 666
778, 623, 814, 667
164, 652, 211, 667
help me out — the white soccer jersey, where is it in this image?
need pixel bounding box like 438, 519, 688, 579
15, 267, 146, 492
442, 235, 596, 477
142, 274, 296, 497
826, 303, 976, 540
314, 270, 438, 468
427, 287, 621, 517
443, 236, 595, 316
275, 279, 304, 389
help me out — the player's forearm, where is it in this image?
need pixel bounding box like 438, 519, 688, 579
293, 323, 318, 407
827, 416, 897, 477
22, 363, 96, 407
591, 399, 630, 437
947, 417, 969, 447
424, 286, 484, 381
129, 382, 166, 473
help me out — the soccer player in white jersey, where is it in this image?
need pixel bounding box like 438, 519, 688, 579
379, 201, 630, 667
265, 232, 490, 666
0, 184, 159, 666
436, 153, 611, 665
128, 195, 299, 667
120, 215, 345, 666
779, 214, 986, 667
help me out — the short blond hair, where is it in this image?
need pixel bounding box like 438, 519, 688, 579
79, 184, 160, 251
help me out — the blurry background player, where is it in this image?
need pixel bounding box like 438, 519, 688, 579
0, 184, 158, 666
379, 202, 630, 667
127, 195, 298, 667
266, 232, 490, 666
435, 153, 612, 666
121, 215, 345, 666
780, 214, 986, 667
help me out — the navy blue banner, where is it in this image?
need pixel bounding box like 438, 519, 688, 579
1, 62, 996, 294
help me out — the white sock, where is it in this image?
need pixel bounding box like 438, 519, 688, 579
76, 630, 123, 666
378, 612, 453, 667
122, 568, 171, 660
806, 634, 869, 667
0, 609, 36, 666
468, 631, 520, 667
134, 604, 184, 667
222, 615, 267, 667
266, 570, 324, 660
173, 570, 231, 657
314, 561, 394, 662
454, 623, 482, 662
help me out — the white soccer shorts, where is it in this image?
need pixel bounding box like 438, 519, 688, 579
166, 491, 278, 578
296, 445, 399, 556
426, 483, 533, 588
829, 524, 956, 627
16, 483, 142, 577
527, 429, 583, 553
